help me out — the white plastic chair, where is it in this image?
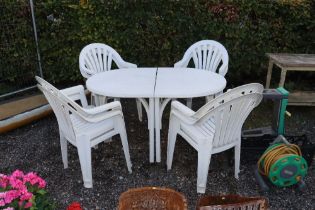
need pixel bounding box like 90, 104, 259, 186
79, 43, 143, 121
166, 83, 263, 193
36, 76, 132, 188
174, 40, 229, 108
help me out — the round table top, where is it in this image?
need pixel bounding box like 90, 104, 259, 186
86, 67, 226, 98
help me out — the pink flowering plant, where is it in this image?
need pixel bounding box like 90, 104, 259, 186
0, 170, 55, 210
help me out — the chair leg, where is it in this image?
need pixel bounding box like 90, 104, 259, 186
93, 94, 99, 106
99, 96, 107, 105
187, 98, 192, 109
118, 118, 132, 173
136, 99, 143, 122
166, 118, 179, 170
76, 135, 93, 188
93, 94, 107, 106
91, 93, 96, 106
234, 143, 241, 179
197, 151, 211, 193
59, 131, 68, 169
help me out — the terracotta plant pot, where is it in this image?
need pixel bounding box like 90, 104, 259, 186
196, 194, 268, 210
118, 187, 188, 210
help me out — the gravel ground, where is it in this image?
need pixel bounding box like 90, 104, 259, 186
1, 98, 314, 210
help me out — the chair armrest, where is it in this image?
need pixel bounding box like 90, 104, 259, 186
83, 101, 121, 115
61, 85, 84, 96
61, 85, 88, 108
171, 101, 195, 116
79, 65, 94, 78
170, 101, 197, 124
80, 101, 123, 123
218, 63, 228, 76
174, 59, 188, 68
122, 62, 137, 68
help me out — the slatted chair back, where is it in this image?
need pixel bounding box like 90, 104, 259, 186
36, 76, 80, 142
174, 40, 229, 76
194, 84, 263, 150
79, 43, 137, 78
194, 83, 264, 119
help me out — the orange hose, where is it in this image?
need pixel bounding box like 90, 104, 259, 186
257, 144, 301, 176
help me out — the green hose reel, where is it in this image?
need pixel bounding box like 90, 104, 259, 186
260, 143, 308, 187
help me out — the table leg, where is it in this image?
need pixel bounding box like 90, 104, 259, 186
279, 69, 287, 87
265, 60, 274, 88
159, 98, 172, 128
149, 98, 155, 163
155, 98, 161, 162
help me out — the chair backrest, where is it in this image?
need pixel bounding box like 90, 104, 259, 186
174, 40, 229, 76
194, 83, 264, 119
79, 43, 137, 78
194, 83, 263, 149
36, 76, 83, 142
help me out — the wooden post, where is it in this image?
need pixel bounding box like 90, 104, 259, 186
265, 59, 274, 88
279, 69, 287, 87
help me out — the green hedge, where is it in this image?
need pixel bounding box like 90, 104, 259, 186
12, 0, 315, 86
0, 1, 38, 95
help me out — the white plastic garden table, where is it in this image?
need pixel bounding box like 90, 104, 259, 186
86, 67, 226, 163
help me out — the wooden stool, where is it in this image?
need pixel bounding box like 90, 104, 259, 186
265, 53, 315, 106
